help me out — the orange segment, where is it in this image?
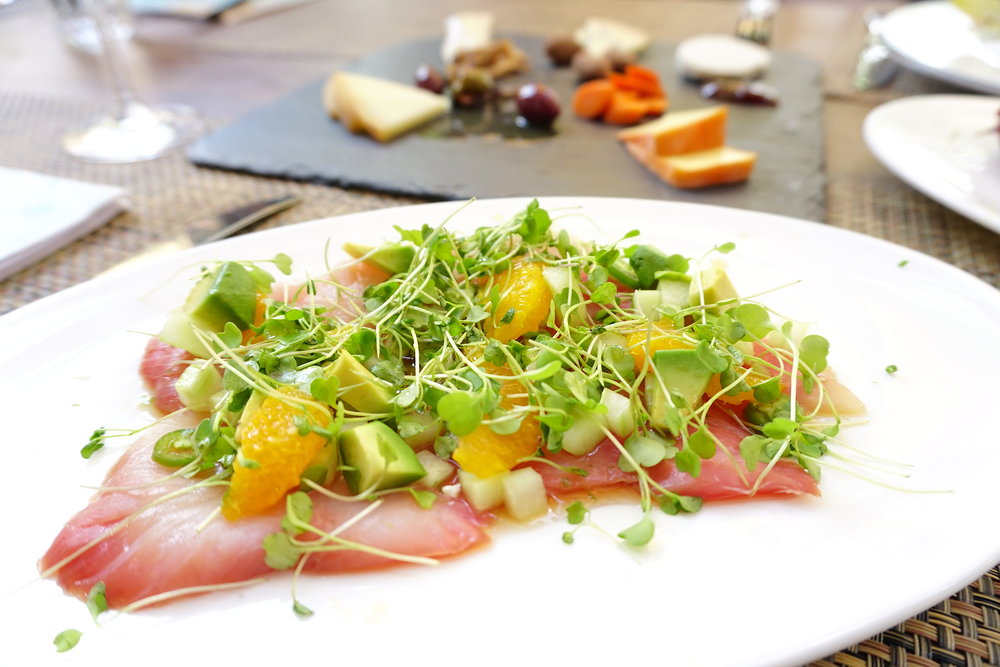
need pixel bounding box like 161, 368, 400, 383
453, 363, 541, 478
222, 388, 332, 520
485, 257, 551, 343
625, 319, 693, 370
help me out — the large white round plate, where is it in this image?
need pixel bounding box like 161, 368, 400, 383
864, 94, 1000, 235
2, 198, 1000, 667
880, 1, 1000, 95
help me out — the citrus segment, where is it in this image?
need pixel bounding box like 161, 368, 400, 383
485, 258, 552, 343
222, 388, 332, 520
453, 363, 541, 478
625, 319, 692, 370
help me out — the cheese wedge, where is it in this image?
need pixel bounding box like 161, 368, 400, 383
617, 106, 728, 156
324, 71, 450, 142
441, 11, 494, 63
675, 34, 772, 80
639, 146, 757, 189
574, 17, 651, 57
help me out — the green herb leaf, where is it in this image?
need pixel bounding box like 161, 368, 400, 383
885, 364, 898, 374
53, 629, 82, 653
408, 487, 437, 509
272, 253, 293, 275
763, 417, 799, 440
566, 500, 588, 525
617, 514, 655, 547
436, 392, 482, 436
687, 428, 717, 459
674, 447, 701, 477
752, 377, 781, 404
739, 434, 769, 471
293, 600, 314, 617
799, 334, 829, 375
732, 303, 773, 340
86, 582, 108, 621
263, 532, 300, 570
80, 428, 106, 460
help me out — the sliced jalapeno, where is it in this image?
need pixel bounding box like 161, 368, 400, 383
152, 428, 198, 468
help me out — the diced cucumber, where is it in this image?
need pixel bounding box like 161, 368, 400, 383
458, 470, 506, 512
658, 278, 691, 310
633, 290, 662, 320
501, 467, 548, 521
600, 388, 635, 437
560, 409, 606, 456
415, 450, 454, 488
175, 360, 223, 412
159, 310, 211, 358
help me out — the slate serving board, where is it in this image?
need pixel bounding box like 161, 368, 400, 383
188, 36, 825, 222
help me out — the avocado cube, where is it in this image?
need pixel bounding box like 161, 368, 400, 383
325, 351, 395, 414
343, 242, 416, 275
340, 422, 426, 494
690, 265, 738, 312
185, 261, 258, 331
647, 349, 715, 434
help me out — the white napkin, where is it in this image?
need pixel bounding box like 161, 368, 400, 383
0, 167, 126, 280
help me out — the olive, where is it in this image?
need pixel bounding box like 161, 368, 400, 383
699, 79, 778, 107
571, 50, 610, 81
414, 64, 446, 94
606, 49, 635, 74
451, 67, 495, 108
515, 83, 560, 127
545, 35, 581, 67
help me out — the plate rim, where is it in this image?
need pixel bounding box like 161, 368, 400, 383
880, 0, 1000, 96
4, 197, 1000, 667
863, 93, 1000, 236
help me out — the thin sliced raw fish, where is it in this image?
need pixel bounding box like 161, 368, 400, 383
39, 416, 488, 608
139, 262, 389, 414
139, 338, 193, 414
529, 407, 819, 500
271, 262, 389, 322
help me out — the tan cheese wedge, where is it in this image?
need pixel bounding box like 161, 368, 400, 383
617, 106, 728, 157
324, 71, 450, 142
650, 146, 757, 189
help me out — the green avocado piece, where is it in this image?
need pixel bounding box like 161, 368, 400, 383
343, 242, 416, 275
185, 262, 257, 331
301, 437, 341, 488
324, 351, 394, 414
647, 349, 715, 434
340, 421, 427, 494
690, 265, 739, 312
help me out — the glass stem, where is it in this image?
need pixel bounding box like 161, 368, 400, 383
87, 0, 141, 118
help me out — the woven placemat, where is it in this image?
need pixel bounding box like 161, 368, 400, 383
1, 87, 999, 666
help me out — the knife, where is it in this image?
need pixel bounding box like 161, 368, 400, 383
98, 194, 301, 277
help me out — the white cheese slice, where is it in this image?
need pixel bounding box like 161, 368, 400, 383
574, 17, 651, 57
675, 34, 772, 80
441, 11, 494, 64
332, 71, 450, 142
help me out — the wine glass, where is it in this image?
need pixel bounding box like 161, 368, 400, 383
62, 0, 204, 163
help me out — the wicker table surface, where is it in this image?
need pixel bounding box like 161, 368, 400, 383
1, 1, 998, 665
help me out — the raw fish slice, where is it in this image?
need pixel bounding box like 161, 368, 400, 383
139, 338, 193, 414
139, 262, 389, 415
271, 263, 390, 323
530, 407, 819, 499
40, 416, 488, 608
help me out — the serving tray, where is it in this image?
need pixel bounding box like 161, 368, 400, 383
188, 36, 825, 221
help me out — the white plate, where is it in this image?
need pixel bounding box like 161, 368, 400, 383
2, 198, 1000, 667
880, 1, 1000, 95
864, 94, 1000, 235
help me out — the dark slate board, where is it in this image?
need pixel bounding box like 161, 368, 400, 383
188, 36, 825, 222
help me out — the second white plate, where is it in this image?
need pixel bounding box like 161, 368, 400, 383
880, 1, 1000, 95
864, 94, 1000, 235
